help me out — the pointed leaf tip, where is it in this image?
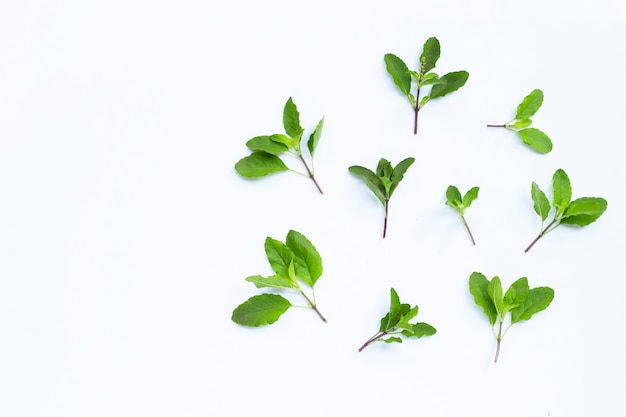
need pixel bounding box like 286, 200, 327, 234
517, 128, 552, 153
420, 37, 441, 73
283, 97, 303, 139
430, 71, 469, 100
232, 294, 292, 327
516, 89, 544, 120
384, 53, 412, 97
235, 152, 289, 178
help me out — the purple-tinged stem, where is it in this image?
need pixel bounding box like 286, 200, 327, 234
358, 331, 388, 352
414, 86, 421, 135
298, 155, 324, 194
299, 290, 327, 322
524, 219, 557, 253
382, 200, 389, 238
461, 216, 476, 245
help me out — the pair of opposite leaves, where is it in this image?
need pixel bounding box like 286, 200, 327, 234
231, 229, 554, 362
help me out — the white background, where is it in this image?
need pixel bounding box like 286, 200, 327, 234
1, 1, 625, 416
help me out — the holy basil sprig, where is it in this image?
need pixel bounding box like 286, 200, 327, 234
385, 37, 469, 135
487, 89, 553, 153
232, 230, 326, 326
525, 168, 608, 253
358, 288, 436, 352
348, 157, 415, 238
445, 185, 479, 245
469, 272, 554, 363
235, 97, 325, 194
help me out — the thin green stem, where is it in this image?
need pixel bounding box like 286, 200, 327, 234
494, 319, 504, 363
288, 168, 310, 177
501, 322, 513, 339
460, 215, 476, 245
486, 124, 506, 128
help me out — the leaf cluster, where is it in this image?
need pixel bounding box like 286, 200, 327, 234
348, 157, 415, 238
526, 168, 607, 252
231, 230, 326, 326
445, 185, 479, 245
469, 272, 554, 362
234, 97, 325, 193
489, 89, 552, 154
358, 288, 436, 352
385, 37, 469, 134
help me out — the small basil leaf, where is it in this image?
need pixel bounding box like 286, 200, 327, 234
235, 152, 288, 178
560, 197, 608, 226
232, 294, 292, 327
516, 128, 553, 154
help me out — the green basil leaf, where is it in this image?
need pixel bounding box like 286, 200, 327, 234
516, 128, 553, 154
245, 135, 289, 155
515, 89, 544, 120
389, 157, 415, 196
232, 294, 292, 327
487, 276, 504, 317
384, 53, 411, 96
264, 237, 294, 277
511, 287, 554, 323
307, 117, 324, 157
395, 306, 419, 331
531, 182, 551, 222
552, 169, 572, 215
411, 322, 437, 337
380, 288, 402, 331
420, 37, 441, 73
445, 185, 463, 211
389, 288, 402, 320
348, 165, 387, 205
421, 73, 444, 86
430, 70, 469, 100
503, 277, 529, 310
560, 197, 608, 226
269, 133, 294, 147
376, 158, 393, 179
245, 275, 297, 289
469, 272, 497, 325
235, 152, 288, 178
462, 186, 480, 208
285, 230, 323, 287
508, 119, 532, 129
283, 97, 304, 139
